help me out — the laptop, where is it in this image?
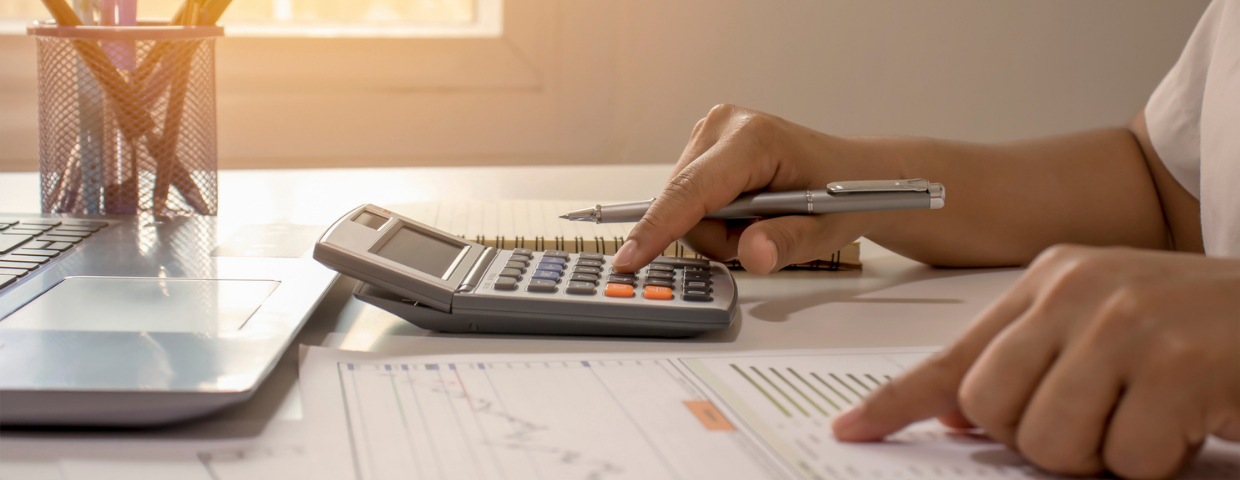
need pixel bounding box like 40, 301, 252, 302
0, 213, 337, 426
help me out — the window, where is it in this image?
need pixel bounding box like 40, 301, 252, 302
0, 0, 501, 37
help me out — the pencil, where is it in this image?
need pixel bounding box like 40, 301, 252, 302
39, 0, 82, 26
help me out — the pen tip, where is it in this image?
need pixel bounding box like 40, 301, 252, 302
558, 214, 570, 220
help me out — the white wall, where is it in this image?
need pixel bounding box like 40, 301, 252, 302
0, 0, 1211, 171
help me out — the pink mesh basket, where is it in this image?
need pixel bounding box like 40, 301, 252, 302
29, 22, 223, 216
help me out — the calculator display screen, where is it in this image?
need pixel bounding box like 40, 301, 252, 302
376, 227, 465, 277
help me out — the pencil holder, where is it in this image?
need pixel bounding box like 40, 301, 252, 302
29, 22, 223, 216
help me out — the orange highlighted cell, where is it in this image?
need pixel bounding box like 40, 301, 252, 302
643, 285, 673, 300
604, 283, 634, 298
684, 400, 735, 431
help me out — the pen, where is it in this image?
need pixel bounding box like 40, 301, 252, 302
560, 178, 945, 223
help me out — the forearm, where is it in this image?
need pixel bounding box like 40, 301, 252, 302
838, 128, 1169, 267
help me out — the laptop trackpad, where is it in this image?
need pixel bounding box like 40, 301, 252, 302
0, 277, 280, 333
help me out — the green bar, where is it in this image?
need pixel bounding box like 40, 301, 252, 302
771, 368, 827, 416
788, 368, 841, 412
731, 364, 790, 417
752, 367, 808, 417
830, 373, 865, 399
864, 373, 885, 389
811, 372, 853, 405
390, 376, 409, 424
846, 373, 873, 393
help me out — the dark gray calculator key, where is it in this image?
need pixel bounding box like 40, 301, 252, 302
573, 265, 602, 275
684, 271, 710, 281
685, 280, 710, 290
36, 235, 83, 244
0, 275, 15, 289
644, 278, 674, 288
607, 274, 636, 285
647, 264, 674, 272
578, 252, 604, 261
646, 270, 674, 280
504, 261, 527, 272
498, 268, 524, 279
683, 290, 713, 302
540, 256, 568, 266
575, 259, 603, 268
0, 268, 28, 277
542, 250, 570, 259
509, 254, 532, 264
532, 270, 562, 282
513, 248, 533, 256
683, 266, 708, 272
651, 256, 710, 268
45, 230, 90, 238
0, 254, 50, 264
0, 234, 33, 254
526, 279, 558, 293
493, 277, 519, 291
18, 219, 61, 226
566, 281, 597, 295
0, 261, 37, 270
569, 272, 599, 284
12, 249, 58, 258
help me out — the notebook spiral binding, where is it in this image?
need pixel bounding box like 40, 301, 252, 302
466, 235, 856, 271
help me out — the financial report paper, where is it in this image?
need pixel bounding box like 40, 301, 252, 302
299, 346, 1240, 480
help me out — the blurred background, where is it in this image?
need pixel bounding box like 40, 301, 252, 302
0, 0, 1211, 171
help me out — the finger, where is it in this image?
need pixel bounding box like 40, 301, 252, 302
833, 285, 1037, 441
937, 409, 976, 430
670, 117, 716, 179
1015, 341, 1123, 476
735, 213, 866, 274
1103, 382, 1196, 480
678, 219, 755, 262
614, 136, 773, 272
956, 304, 1063, 446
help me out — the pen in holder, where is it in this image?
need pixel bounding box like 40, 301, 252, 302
30, 22, 222, 216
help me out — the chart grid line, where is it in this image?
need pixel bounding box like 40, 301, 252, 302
751, 366, 808, 417
788, 368, 841, 412
829, 373, 865, 400
810, 372, 853, 406
731, 364, 790, 417
770, 368, 827, 416
846, 373, 873, 393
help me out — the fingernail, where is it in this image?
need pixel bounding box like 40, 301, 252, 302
831, 405, 865, 438
755, 235, 779, 274
613, 238, 639, 268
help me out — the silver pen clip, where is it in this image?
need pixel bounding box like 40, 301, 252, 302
825, 178, 930, 194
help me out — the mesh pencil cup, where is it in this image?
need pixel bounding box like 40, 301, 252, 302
29, 22, 223, 216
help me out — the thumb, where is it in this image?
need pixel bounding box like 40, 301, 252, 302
736, 213, 866, 274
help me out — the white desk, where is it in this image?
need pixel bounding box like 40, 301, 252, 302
0, 165, 1021, 479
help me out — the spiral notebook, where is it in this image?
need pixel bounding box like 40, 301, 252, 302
385, 200, 861, 270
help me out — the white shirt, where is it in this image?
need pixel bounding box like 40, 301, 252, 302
1146, 0, 1240, 257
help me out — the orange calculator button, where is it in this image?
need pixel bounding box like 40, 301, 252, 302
604, 283, 634, 298
643, 286, 673, 300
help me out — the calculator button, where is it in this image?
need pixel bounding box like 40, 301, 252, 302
532, 270, 562, 282
36, 235, 83, 244
683, 290, 713, 302
684, 271, 710, 281
543, 250, 570, 259
509, 254, 532, 264
575, 259, 603, 268
527, 279, 558, 293
0, 268, 28, 277
607, 274, 636, 285
572, 265, 602, 275
18, 219, 61, 226
12, 249, 58, 258
50, 225, 94, 233
643, 286, 673, 300
540, 256, 568, 266
45, 230, 90, 238
536, 262, 564, 273
646, 270, 674, 280
683, 266, 709, 272
493, 277, 519, 291
46, 242, 74, 251
513, 248, 533, 256
504, 261, 527, 272
0, 254, 49, 264
685, 281, 710, 290
644, 278, 674, 288
566, 281, 597, 295
578, 252, 604, 261
651, 256, 710, 268
604, 283, 634, 298
0, 261, 37, 270
498, 268, 524, 280
59, 220, 107, 230
647, 264, 674, 272
569, 273, 599, 284
13, 224, 53, 232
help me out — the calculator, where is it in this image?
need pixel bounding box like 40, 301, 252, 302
314, 205, 737, 337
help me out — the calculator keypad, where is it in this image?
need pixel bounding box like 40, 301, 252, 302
488, 251, 716, 303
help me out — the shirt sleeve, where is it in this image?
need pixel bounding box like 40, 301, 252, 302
1144, 0, 1226, 200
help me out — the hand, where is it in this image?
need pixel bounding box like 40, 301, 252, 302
611, 104, 899, 273
831, 245, 1240, 479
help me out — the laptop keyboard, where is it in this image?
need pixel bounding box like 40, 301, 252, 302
0, 218, 109, 289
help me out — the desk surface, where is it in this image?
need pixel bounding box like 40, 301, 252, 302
0, 165, 1021, 479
